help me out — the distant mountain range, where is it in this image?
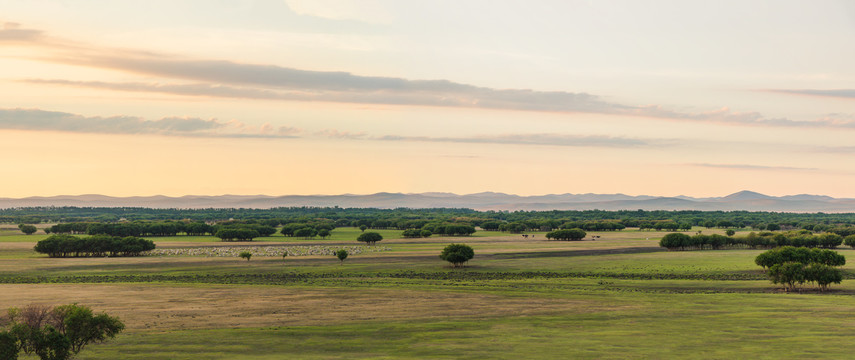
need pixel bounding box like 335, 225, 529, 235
1, 190, 855, 212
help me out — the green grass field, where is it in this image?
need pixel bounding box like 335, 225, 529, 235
3, 227, 855, 359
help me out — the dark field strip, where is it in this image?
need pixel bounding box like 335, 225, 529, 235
0, 270, 787, 284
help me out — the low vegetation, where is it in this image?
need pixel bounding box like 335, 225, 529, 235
8, 207, 855, 358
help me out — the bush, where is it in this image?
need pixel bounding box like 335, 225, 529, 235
239, 251, 252, 261
336, 249, 348, 265
439, 243, 474, 268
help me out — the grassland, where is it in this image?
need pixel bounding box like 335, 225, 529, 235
4, 227, 855, 358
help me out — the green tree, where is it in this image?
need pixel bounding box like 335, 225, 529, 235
18, 224, 37, 235
439, 243, 474, 268
768, 262, 806, 291
845, 234, 855, 248
293, 227, 317, 240
545, 228, 586, 241
336, 249, 348, 265
805, 263, 842, 292
6, 304, 124, 360
359, 225, 368, 232
659, 233, 691, 250
239, 251, 252, 261
356, 232, 382, 245
33, 326, 70, 360
318, 229, 331, 239
725, 229, 736, 236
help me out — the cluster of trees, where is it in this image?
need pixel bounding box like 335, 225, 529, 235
0, 304, 124, 360
44, 223, 91, 235
48, 221, 214, 237
279, 221, 334, 239
659, 233, 735, 250
638, 221, 693, 231
34, 235, 155, 257
421, 223, 476, 236
401, 229, 432, 238
754, 247, 845, 291
545, 228, 587, 241
660, 231, 850, 251
214, 228, 261, 242
213, 223, 278, 241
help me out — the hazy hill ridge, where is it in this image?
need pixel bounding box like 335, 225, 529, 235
2, 191, 855, 212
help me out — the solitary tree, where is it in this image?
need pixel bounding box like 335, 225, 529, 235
439, 243, 474, 268
725, 229, 736, 236
358, 225, 368, 232
336, 249, 348, 265
357, 232, 383, 245
239, 251, 252, 261
18, 224, 37, 235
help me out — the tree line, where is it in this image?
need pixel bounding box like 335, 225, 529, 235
660, 231, 851, 251
34, 235, 156, 257
9, 207, 855, 233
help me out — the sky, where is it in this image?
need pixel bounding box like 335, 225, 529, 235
1, 0, 855, 198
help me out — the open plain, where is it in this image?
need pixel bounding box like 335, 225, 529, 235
4, 228, 855, 359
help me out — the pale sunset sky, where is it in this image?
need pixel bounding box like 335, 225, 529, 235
2, 0, 854, 198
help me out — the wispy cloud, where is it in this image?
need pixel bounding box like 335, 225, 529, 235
0, 108, 299, 139
0, 107, 661, 149
768, 89, 855, 100
689, 163, 819, 172
12, 22, 855, 130
813, 146, 855, 154
373, 133, 663, 148
314, 129, 367, 139
0, 22, 43, 41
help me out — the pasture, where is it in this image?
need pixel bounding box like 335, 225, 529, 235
4, 227, 855, 358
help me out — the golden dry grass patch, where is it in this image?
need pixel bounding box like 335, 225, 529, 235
0, 284, 611, 332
